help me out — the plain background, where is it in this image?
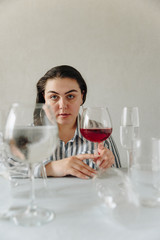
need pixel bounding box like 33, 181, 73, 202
0, 0, 160, 167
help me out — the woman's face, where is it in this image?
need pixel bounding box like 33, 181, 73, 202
44, 77, 83, 127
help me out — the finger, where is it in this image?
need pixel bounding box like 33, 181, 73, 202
97, 148, 114, 166
96, 151, 112, 167
77, 153, 97, 161
106, 157, 115, 168
93, 158, 101, 167
93, 151, 105, 166
99, 160, 109, 169
99, 156, 114, 169
69, 165, 96, 179
98, 142, 105, 151
69, 168, 90, 180
73, 159, 97, 174
78, 164, 97, 177
68, 158, 97, 177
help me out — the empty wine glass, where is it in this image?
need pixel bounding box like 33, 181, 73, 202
80, 107, 112, 169
4, 103, 58, 226
120, 107, 139, 170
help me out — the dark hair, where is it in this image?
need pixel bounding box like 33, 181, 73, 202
36, 65, 87, 104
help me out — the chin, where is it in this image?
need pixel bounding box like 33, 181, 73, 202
57, 119, 71, 125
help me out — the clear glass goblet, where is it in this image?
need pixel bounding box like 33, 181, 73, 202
4, 103, 58, 226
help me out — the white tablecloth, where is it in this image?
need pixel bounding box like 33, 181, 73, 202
0, 169, 160, 240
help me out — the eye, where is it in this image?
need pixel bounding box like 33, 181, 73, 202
67, 94, 74, 99
51, 95, 58, 100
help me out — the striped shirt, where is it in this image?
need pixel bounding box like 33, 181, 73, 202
44, 119, 121, 170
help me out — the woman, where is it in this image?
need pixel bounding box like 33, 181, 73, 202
36, 65, 121, 179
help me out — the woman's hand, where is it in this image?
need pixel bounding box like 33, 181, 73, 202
94, 143, 115, 169
45, 153, 97, 180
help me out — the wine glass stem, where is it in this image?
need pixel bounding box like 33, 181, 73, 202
29, 163, 36, 210
126, 149, 133, 170
41, 164, 47, 188
93, 147, 100, 170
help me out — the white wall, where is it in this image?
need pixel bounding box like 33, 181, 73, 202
0, 0, 160, 166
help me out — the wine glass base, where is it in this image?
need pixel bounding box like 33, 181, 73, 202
140, 198, 160, 208
12, 206, 55, 226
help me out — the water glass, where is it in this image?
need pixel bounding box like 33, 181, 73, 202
120, 107, 139, 169
152, 138, 160, 190
130, 138, 160, 207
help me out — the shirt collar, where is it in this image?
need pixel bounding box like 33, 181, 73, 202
69, 114, 84, 142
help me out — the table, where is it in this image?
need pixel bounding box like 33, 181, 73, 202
0, 168, 160, 240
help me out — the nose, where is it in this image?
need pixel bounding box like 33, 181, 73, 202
59, 97, 67, 110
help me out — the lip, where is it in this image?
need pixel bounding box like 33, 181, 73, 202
58, 113, 71, 118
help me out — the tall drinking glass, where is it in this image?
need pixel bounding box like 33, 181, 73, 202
120, 107, 139, 170
80, 107, 112, 168
130, 138, 160, 207
151, 138, 160, 190
4, 103, 58, 226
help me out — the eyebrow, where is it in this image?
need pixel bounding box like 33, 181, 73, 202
47, 89, 78, 95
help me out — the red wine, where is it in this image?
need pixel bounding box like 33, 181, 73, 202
80, 128, 112, 142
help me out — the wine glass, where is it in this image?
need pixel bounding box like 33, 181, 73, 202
120, 107, 139, 170
4, 103, 58, 226
80, 107, 112, 169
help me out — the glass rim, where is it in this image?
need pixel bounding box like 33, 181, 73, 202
152, 137, 160, 142
10, 103, 52, 111
11, 102, 46, 107
82, 106, 110, 110
122, 106, 139, 110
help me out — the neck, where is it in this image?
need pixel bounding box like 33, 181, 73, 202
58, 121, 77, 144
